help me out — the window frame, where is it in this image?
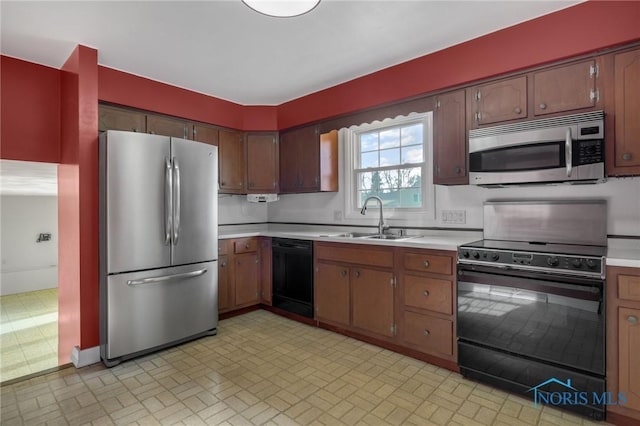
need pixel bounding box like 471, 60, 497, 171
342, 112, 435, 222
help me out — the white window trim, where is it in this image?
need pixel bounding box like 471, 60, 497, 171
342, 112, 435, 222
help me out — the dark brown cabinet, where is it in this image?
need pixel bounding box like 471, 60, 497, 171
218, 241, 231, 312
146, 114, 188, 138
234, 252, 259, 306
433, 90, 467, 185
192, 123, 219, 146
468, 76, 527, 126
218, 129, 245, 194
607, 47, 640, 176
98, 105, 146, 133
314, 242, 395, 341
606, 267, 640, 423
259, 237, 272, 305
532, 59, 601, 116
246, 133, 279, 193
279, 126, 338, 193
218, 237, 262, 314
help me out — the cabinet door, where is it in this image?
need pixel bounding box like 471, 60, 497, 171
146, 115, 188, 138
192, 124, 219, 146
613, 48, 640, 171
433, 90, 467, 185
259, 238, 272, 305
218, 129, 245, 193
618, 307, 640, 411
315, 261, 350, 326
351, 267, 394, 338
234, 252, 259, 306
533, 60, 598, 116
297, 126, 320, 191
218, 255, 231, 312
472, 76, 527, 125
99, 105, 146, 133
278, 130, 300, 193
247, 133, 279, 193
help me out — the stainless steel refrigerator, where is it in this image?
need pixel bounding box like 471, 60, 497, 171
99, 130, 218, 367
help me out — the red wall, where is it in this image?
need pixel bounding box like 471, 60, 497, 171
277, 0, 640, 129
58, 45, 100, 361
1, 56, 61, 162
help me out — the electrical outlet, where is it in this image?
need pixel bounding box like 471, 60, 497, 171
442, 209, 466, 224
333, 210, 342, 221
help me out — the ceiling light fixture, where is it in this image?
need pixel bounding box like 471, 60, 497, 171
242, 0, 321, 18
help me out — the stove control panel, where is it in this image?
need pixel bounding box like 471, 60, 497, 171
458, 248, 604, 278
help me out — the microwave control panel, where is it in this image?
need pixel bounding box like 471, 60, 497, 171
575, 139, 604, 165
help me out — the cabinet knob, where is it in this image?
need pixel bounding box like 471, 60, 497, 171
629, 316, 638, 325
133, 128, 139, 132
539, 103, 547, 110
341, 270, 347, 277
221, 261, 227, 267
423, 290, 430, 297
245, 243, 250, 249
454, 166, 461, 175
622, 153, 632, 161
354, 271, 361, 278
514, 107, 522, 115
424, 260, 430, 268
424, 330, 430, 336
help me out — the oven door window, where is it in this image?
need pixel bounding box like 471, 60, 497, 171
470, 141, 564, 172
457, 269, 604, 375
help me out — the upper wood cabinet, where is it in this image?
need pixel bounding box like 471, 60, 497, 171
468, 76, 527, 126
532, 59, 602, 117
279, 126, 338, 193
191, 123, 219, 146
146, 115, 188, 138
433, 90, 467, 185
99, 105, 146, 133
606, 47, 640, 176
218, 129, 245, 194
246, 133, 279, 193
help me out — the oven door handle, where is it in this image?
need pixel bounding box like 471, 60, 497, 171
565, 127, 572, 177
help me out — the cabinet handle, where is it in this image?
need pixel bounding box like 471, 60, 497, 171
629, 316, 638, 325
133, 128, 139, 132
354, 271, 361, 278
423, 290, 430, 297
539, 103, 547, 110
622, 153, 632, 161
245, 243, 250, 249
514, 107, 522, 115
221, 261, 227, 267
341, 270, 347, 277
424, 260, 430, 268
424, 330, 430, 336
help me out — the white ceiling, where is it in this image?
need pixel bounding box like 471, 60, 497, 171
1, 0, 582, 106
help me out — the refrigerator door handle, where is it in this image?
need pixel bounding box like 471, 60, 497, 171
126, 268, 208, 287
173, 157, 181, 245
164, 157, 173, 245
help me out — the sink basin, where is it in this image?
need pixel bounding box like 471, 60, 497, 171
332, 232, 378, 238
364, 234, 421, 240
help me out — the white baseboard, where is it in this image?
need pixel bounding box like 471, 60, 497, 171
70, 345, 100, 368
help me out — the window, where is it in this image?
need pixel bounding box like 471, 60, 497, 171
343, 113, 434, 219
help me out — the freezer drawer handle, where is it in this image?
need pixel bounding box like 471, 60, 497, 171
126, 268, 207, 287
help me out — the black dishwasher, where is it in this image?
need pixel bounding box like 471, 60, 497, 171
272, 238, 314, 318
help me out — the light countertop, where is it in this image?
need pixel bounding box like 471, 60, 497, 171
219, 223, 640, 268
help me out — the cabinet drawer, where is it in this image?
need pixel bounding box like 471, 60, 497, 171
404, 275, 452, 315
315, 243, 393, 268
619, 275, 640, 302
403, 252, 452, 275
403, 311, 453, 356
234, 238, 258, 254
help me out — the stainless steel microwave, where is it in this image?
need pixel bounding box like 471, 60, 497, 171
468, 111, 605, 186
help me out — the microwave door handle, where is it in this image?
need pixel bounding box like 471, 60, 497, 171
565, 128, 572, 177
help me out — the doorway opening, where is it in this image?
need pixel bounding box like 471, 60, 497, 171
0, 159, 59, 382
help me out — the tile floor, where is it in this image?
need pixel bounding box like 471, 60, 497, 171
0, 310, 607, 425
0, 288, 58, 382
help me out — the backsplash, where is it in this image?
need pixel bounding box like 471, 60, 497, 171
218, 194, 268, 225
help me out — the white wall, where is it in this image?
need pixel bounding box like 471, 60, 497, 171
0, 195, 58, 295
218, 194, 268, 225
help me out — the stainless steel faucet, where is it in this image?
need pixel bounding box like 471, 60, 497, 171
360, 195, 388, 235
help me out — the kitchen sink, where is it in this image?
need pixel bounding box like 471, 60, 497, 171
331, 232, 420, 240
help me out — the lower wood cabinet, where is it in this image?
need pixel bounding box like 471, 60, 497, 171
314, 242, 395, 341
259, 237, 272, 305
607, 266, 640, 422
218, 237, 261, 314
397, 248, 457, 363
